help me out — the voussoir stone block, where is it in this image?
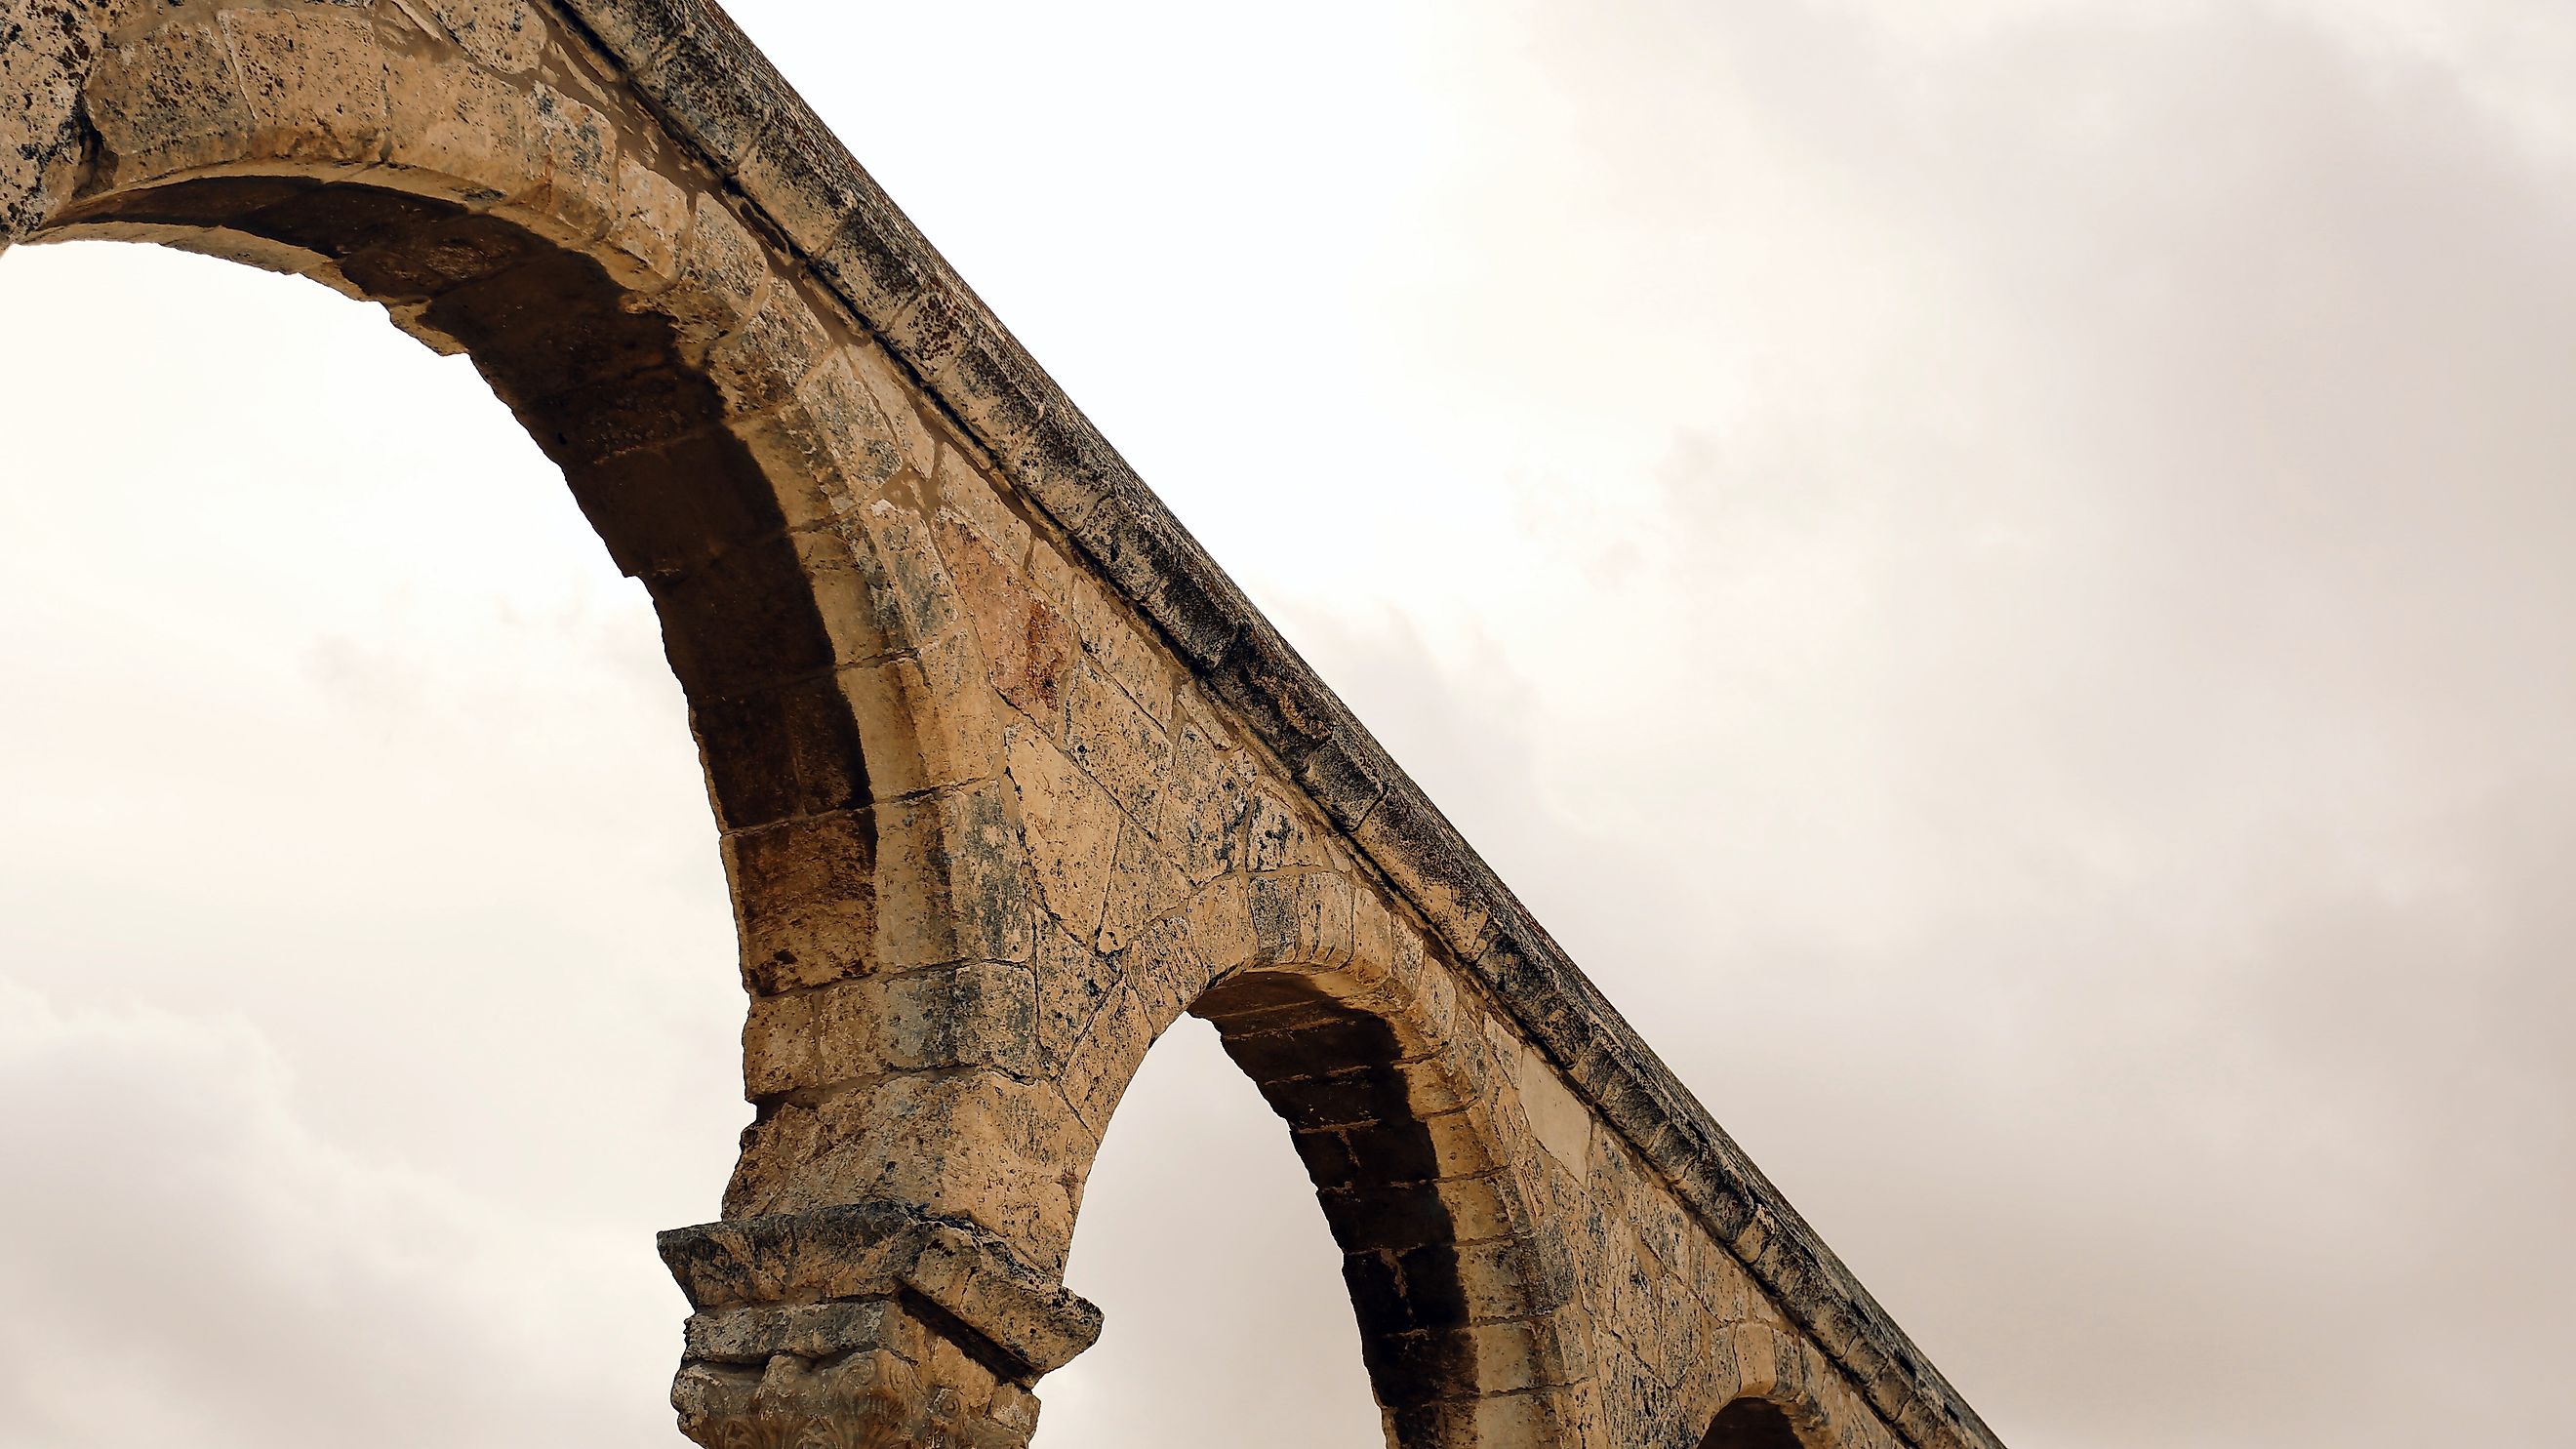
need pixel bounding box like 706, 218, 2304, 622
84, 21, 253, 181
419, 0, 549, 75
220, 9, 389, 167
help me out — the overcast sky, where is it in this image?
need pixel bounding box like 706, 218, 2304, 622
5, 1, 2574, 1445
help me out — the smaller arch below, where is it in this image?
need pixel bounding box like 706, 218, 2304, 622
1703, 1396, 1811, 1449
1190, 960, 1568, 1446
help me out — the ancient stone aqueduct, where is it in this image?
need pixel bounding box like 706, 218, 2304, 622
1, 3, 2010, 1445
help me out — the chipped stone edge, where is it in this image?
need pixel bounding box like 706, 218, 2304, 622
547, 3, 2004, 1446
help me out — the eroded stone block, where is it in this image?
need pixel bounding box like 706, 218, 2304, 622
221, 9, 388, 166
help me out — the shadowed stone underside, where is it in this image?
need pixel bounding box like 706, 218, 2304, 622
0, 4, 2008, 1448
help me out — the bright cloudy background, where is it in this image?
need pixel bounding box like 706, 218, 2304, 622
5, 1, 2574, 1445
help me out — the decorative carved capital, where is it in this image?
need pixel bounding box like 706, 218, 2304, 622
660, 1202, 1097, 1449
672, 1346, 1032, 1449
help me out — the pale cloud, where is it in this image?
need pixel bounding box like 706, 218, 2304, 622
0, 982, 667, 1447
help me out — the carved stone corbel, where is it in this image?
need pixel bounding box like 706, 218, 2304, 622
660, 1201, 1102, 1449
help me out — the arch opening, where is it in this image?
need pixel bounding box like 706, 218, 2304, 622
1054, 938, 1577, 1448
0, 235, 747, 1446
51, 174, 870, 837
1702, 1397, 1809, 1449
1052, 948, 1572, 1448
1042, 1015, 1383, 1447
1195, 971, 1495, 1414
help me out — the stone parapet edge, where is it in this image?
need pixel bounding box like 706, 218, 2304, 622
547, 3, 2004, 1446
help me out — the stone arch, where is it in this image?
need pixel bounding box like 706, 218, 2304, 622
1045, 851, 1591, 1446
3, 7, 2014, 1449
1686, 1321, 1859, 1449
5, 2, 1087, 1444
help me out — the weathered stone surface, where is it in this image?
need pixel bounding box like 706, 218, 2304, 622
0, 4, 2009, 1447
84, 21, 248, 181
419, 0, 549, 76
221, 9, 388, 166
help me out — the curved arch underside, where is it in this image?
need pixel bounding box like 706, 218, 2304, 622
1706, 1397, 1817, 1449
0, 4, 2009, 1449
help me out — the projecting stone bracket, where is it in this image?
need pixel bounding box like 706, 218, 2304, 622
660, 1202, 1102, 1449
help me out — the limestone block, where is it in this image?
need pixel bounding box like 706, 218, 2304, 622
628, 9, 784, 169
936, 505, 1077, 726
0, 0, 103, 238
500, 83, 617, 240
658, 188, 768, 349
735, 350, 904, 534
732, 90, 866, 255
1350, 883, 1395, 974
384, 52, 527, 194
1340, 919, 1439, 1035
840, 495, 963, 657
1690, 1228, 1751, 1325
1026, 531, 1074, 611
1109, 911, 1199, 1026
744, 962, 1035, 1097
1067, 572, 1172, 728
874, 780, 1036, 970
1064, 660, 1169, 826
1731, 1321, 1802, 1404
1059, 982, 1150, 1138
1412, 1107, 1500, 1181
1161, 693, 1252, 884
1430, 1170, 1523, 1244
988, 1384, 1039, 1439
686, 667, 869, 828
1631, 1179, 1689, 1289
550, 0, 696, 67
942, 959, 1040, 1077
220, 9, 388, 167
850, 341, 940, 479
1182, 874, 1257, 980
1509, 1048, 1592, 1181
681, 1298, 892, 1364
720, 1098, 821, 1218
603, 151, 686, 287
704, 283, 827, 417
1352, 788, 1496, 960
670, 1341, 1029, 1449
1246, 869, 1356, 971
724, 807, 877, 994
1688, 1308, 1747, 1405
1387, 1054, 1473, 1118
1470, 1390, 1557, 1449
1248, 784, 1333, 872
1411, 942, 1459, 1035
1031, 916, 1112, 1068
840, 629, 1007, 801
739, 987, 817, 1099
809, 1071, 1087, 1270
1004, 726, 1119, 942
83, 21, 251, 181
934, 444, 1031, 567
1463, 1319, 1548, 1395
418, 0, 546, 75
907, 1225, 1101, 1374
768, 526, 889, 673
1095, 817, 1186, 955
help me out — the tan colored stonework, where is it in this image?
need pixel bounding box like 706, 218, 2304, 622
0, 4, 2009, 1448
